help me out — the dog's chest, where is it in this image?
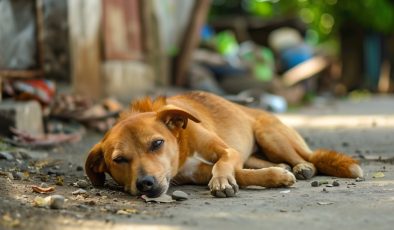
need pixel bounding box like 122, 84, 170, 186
178, 152, 212, 180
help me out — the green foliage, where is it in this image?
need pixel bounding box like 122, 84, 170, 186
210, 0, 394, 43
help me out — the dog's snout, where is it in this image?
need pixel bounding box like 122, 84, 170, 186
136, 175, 158, 195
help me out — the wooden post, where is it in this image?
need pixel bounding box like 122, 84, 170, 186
174, 0, 211, 86
68, 0, 102, 99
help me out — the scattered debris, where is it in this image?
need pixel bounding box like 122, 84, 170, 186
1, 213, 21, 228
72, 189, 88, 195
33, 195, 65, 209
32, 185, 55, 194
279, 190, 291, 194
332, 181, 340, 187
0, 151, 14, 160
73, 179, 89, 189
372, 172, 385, 178
116, 209, 139, 215
55, 176, 64, 186
5, 127, 84, 148
0, 171, 14, 180
141, 194, 174, 203
311, 180, 329, 187
40, 183, 49, 188
171, 190, 189, 201
355, 177, 365, 182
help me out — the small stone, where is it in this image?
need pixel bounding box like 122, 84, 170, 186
322, 188, 328, 193
12, 172, 23, 180
311, 181, 320, 187
40, 183, 49, 188
76, 166, 83, 171
85, 200, 96, 206
326, 184, 333, 187
171, 190, 188, 201
355, 177, 365, 182
72, 189, 88, 195
76, 204, 89, 210
75, 179, 89, 189
0, 151, 14, 160
333, 181, 340, 186
5, 172, 14, 180
49, 195, 65, 209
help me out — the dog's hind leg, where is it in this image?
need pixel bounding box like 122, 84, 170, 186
244, 154, 291, 171
253, 114, 316, 180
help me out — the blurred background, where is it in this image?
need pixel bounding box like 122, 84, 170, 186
0, 0, 394, 139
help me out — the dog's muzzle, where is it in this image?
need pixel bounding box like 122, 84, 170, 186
136, 175, 162, 197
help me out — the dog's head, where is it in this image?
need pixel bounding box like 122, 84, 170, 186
85, 98, 200, 197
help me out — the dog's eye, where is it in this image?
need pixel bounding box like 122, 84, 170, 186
149, 139, 164, 152
113, 156, 129, 164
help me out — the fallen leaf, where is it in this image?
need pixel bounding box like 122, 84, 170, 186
55, 176, 64, 186
32, 185, 55, 194
141, 194, 174, 203
372, 172, 384, 178
116, 209, 139, 215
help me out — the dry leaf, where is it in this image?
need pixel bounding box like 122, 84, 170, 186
116, 209, 139, 215
32, 185, 55, 194
141, 194, 174, 203
372, 172, 385, 178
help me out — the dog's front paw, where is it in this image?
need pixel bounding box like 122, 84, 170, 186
208, 175, 239, 198
265, 167, 296, 187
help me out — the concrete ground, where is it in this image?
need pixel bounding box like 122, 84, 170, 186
1, 95, 393, 230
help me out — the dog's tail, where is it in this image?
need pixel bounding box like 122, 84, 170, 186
308, 149, 363, 178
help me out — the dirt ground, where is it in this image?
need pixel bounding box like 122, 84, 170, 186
1, 96, 394, 230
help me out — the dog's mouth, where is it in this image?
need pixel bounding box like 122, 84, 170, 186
131, 176, 170, 198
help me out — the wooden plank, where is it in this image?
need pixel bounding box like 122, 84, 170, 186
282, 56, 329, 87
140, 0, 169, 86
102, 0, 142, 60
174, 0, 211, 86
68, 0, 102, 98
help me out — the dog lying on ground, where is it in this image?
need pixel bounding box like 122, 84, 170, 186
85, 91, 363, 198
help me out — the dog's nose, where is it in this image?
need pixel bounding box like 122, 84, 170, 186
136, 175, 157, 194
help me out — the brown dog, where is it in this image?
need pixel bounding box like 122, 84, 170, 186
85, 91, 363, 198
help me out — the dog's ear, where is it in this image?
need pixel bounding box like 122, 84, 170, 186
157, 105, 200, 130
85, 143, 107, 186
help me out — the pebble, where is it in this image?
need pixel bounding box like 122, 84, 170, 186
171, 190, 188, 201
355, 177, 365, 182
333, 181, 340, 186
326, 184, 333, 187
75, 179, 89, 189
49, 195, 65, 209
12, 172, 23, 180
72, 189, 88, 195
0, 151, 14, 161
40, 183, 49, 188
76, 166, 83, 171
322, 188, 328, 193
311, 181, 319, 187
